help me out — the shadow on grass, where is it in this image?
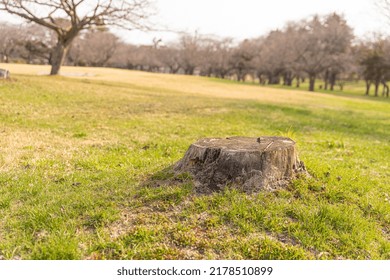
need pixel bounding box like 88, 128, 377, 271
132, 165, 196, 215
141, 165, 193, 189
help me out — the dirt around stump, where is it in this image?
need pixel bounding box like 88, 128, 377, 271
174, 136, 306, 192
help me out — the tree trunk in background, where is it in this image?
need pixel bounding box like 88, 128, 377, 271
365, 81, 371, 96
237, 72, 242, 82
268, 74, 280, 85
382, 83, 389, 97
237, 70, 245, 82
309, 75, 316, 91
324, 70, 329, 90
295, 76, 300, 88
374, 81, 380, 97
330, 72, 337, 91
283, 72, 293, 86
258, 75, 266, 85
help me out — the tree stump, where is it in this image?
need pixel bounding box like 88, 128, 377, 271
0, 69, 10, 79
174, 136, 306, 192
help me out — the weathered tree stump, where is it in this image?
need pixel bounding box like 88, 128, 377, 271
0, 69, 10, 79
174, 136, 306, 192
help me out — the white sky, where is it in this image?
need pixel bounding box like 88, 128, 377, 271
124, 0, 388, 44
0, 0, 388, 45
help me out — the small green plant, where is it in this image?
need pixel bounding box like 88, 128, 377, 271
73, 132, 87, 138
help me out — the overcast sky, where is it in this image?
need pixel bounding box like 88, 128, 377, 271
124, 0, 388, 44
1, 0, 387, 44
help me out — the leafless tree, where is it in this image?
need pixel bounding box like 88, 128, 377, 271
0, 22, 55, 64
104, 42, 132, 69
195, 36, 233, 78
356, 36, 390, 97
22, 24, 56, 64
158, 44, 181, 73
376, 0, 390, 23
254, 31, 291, 85
229, 39, 257, 82
177, 32, 202, 75
322, 51, 355, 91
109, 43, 161, 71
205, 38, 234, 79
0, 0, 153, 75
136, 45, 162, 72
295, 14, 353, 91
68, 29, 119, 67
0, 22, 24, 62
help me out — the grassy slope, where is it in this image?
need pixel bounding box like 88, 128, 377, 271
0, 64, 389, 260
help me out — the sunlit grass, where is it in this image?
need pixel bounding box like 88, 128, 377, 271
0, 64, 389, 260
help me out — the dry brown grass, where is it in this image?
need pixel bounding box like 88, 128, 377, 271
1, 63, 373, 110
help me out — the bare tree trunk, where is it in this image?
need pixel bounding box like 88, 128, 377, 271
207, 68, 212, 77
258, 74, 265, 85
268, 74, 280, 85
237, 70, 245, 82
374, 81, 380, 97
237, 72, 242, 82
382, 82, 389, 98
365, 80, 371, 96
295, 76, 300, 88
185, 67, 195, 75
283, 72, 293, 86
329, 72, 337, 91
50, 42, 70, 75
309, 74, 316, 92
324, 70, 329, 90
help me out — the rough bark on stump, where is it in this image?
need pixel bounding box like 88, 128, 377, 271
174, 136, 306, 192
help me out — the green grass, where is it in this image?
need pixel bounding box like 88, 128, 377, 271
0, 67, 389, 260
212, 76, 390, 101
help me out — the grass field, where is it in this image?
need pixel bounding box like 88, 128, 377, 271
0, 64, 389, 260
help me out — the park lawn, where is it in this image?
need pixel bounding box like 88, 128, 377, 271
0, 64, 389, 260
210, 75, 383, 99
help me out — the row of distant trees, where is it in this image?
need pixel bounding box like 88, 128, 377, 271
1, 13, 389, 96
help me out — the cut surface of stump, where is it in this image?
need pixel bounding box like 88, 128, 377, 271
174, 136, 306, 192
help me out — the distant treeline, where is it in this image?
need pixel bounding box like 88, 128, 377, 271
1, 13, 389, 96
